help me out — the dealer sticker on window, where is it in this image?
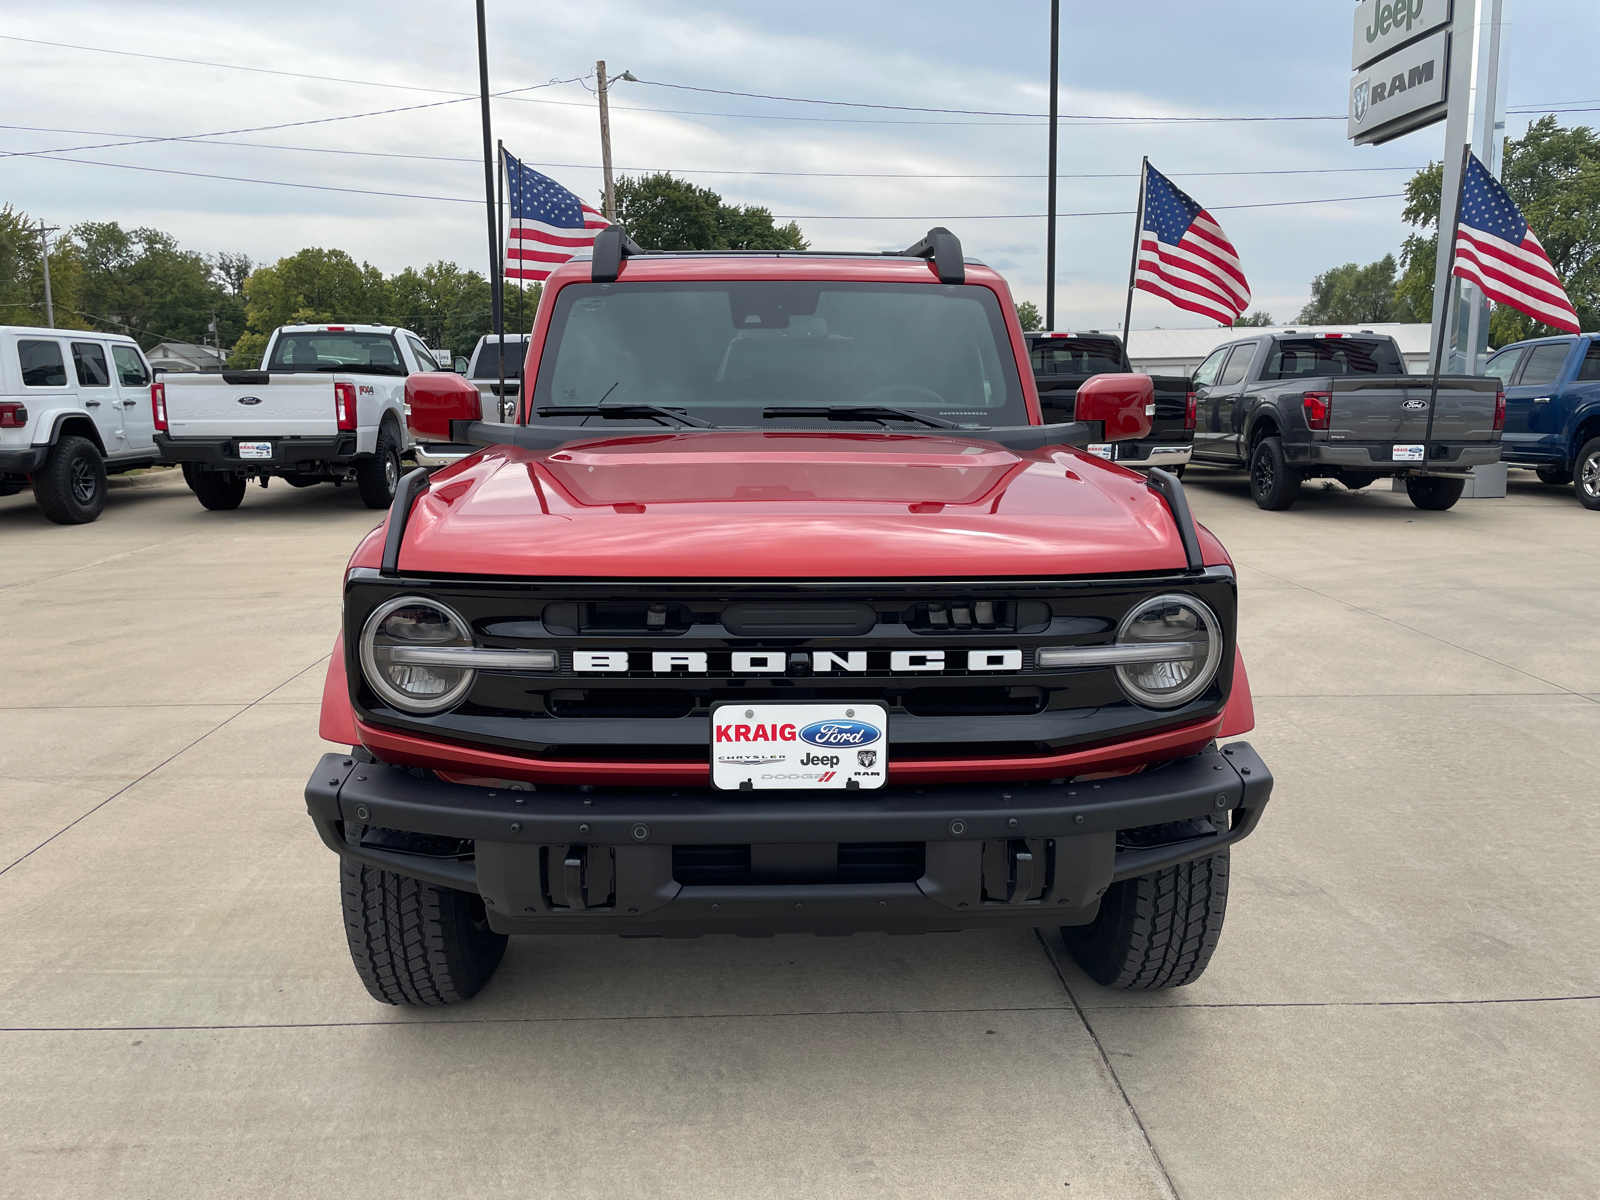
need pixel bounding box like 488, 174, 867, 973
711, 703, 887, 791
238, 442, 273, 460
1392, 444, 1425, 462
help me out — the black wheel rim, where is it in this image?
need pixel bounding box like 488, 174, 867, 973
69, 456, 98, 505
1582, 451, 1600, 500
1252, 449, 1272, 496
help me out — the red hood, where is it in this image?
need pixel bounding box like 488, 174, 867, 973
385, 431, 1218, 578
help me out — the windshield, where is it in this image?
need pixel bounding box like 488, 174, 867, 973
472, 339, 529, 379
532, 281, 1027, 427
1029, 336, 1125, 376
1263, 338, 1404, 379
268, 332, 405, 376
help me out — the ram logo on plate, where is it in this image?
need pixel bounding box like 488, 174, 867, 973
799, 719, 881, 748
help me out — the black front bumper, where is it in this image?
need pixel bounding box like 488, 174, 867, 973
304, 743, 1272, 937
155, 433, 360, 471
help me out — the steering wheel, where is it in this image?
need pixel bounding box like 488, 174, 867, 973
861, 384, 947, 407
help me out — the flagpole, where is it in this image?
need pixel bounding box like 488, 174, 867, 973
1424, 144, 1473, 469
1120, 157, 1148, 361
1044, 0, 1059, 331
496, 139, 509, 423
474, 0, 503, 413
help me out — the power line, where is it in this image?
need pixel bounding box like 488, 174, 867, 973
764, 193, 1404, 219
0, 124, 1427, 179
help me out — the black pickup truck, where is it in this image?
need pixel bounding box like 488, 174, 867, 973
1025, 332, 1194, 473
1187, 331, 1504, 511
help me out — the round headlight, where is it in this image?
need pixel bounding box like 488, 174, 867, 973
1113, 593, 1222, 709
359, 596, 476, 714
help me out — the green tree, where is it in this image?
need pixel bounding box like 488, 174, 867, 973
1015, 300, 1042, 331
1395, 117, 1600, 340
1232, 310, 1275, 327
234, 247, 391, 366
1296, 256, 1397, 324
613, 173, 807, 251
0, 205, 87, 330
71, 221, 245, 349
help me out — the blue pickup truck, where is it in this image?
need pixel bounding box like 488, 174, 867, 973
1483, 333, 1600, 510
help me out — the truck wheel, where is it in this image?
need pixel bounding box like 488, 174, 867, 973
189, 470, 247, 511
1062, 850, 1229, 989
1575, 438, 1600, 511
1406, 475, 1465, 511
1535, 464, 1573, 486
34, 435, 108, 524
1336, 470, 1380, 491
341, 859, 507, 1005
1249, 436, 1300, 510
357, 425, 402, 510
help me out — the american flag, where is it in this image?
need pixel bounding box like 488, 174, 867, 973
1134, 164, 1251, 326
503, 152, 610, 282
1453, 151, 1580, 334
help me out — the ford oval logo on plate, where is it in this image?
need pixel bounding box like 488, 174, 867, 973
237, 395, 262, 406
799, 719, 881, 747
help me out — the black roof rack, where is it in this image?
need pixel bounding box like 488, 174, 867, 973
588, 224, 969, 284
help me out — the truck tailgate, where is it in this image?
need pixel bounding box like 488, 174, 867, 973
164, 373, 337, 438
1327, 376, 1500, 443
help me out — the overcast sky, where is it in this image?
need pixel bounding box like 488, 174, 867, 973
4, 0, 1597, 331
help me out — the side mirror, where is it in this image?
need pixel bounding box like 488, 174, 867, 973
453, 356, 469, 374
1075, 373, 1154, 441
405, 371, 481, 440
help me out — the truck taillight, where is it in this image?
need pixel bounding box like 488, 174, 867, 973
1493, 388, 1506, 432
1184, 391, 1197, 431
335, 382, 358, 431
1302, 390, 1332, 431
150, 383, 167, 432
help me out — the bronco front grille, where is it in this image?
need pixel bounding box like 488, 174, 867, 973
344, 571, 1237, 766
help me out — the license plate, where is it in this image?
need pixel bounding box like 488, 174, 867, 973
711, 703, 887, 791
238, 441, 273, 460
1086, 443, 1114, 460
1392, 444, 1424, 461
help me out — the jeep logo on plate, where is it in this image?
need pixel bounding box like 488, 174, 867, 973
1402, 399, 1428, 411
799, 720, 881, 748
237, 396, 262, 406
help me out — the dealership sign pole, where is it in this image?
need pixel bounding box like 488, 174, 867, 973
1347, 0, 1507, 375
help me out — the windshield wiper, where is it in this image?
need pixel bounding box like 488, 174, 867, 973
763, 405, 967, 430
535, 405, 715, 428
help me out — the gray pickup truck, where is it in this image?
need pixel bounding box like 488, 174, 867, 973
1188, 332, 1503, 511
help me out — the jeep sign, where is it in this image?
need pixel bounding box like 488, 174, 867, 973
1351, 0, 1452, 70
1348, 27, 1450, 146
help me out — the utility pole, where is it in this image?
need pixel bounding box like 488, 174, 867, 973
36, 220, 59, 328
597, 59, 616, 221
474, 0, 503, 385
1045, 0, 1059, 331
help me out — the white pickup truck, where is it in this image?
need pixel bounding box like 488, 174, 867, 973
155, 323, 442, 511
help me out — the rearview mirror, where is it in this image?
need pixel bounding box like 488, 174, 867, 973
406, 372, 482, 440
1075, 373, 1154, 442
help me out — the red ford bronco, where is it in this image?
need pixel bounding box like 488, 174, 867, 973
305, 228, 1271, 1005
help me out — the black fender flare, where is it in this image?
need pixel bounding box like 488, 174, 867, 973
46, 412, 107, 456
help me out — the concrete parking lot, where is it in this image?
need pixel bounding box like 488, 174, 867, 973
2, 465, 1596, 1199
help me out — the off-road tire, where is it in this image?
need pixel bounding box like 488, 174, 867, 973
189, 469, 246, 511
1336, 470, 1380, 491
357, 424, 402, 510
1406, 475, 1465, 511
34, 435, 107, 524
341, 859, 507, 1006
1249, 436, 1300, 510
1062, 850, 1230, 989
1574, 437, 1600, 511
1536, 464, 1573, 486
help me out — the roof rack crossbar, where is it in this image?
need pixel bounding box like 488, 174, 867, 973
591, 225, 645, 283
898, 227, 965, 285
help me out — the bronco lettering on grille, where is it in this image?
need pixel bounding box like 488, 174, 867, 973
575, 649, 1024, 674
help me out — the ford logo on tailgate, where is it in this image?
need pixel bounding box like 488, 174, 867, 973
237, 395, 263, 406
799, 719, 881, 747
